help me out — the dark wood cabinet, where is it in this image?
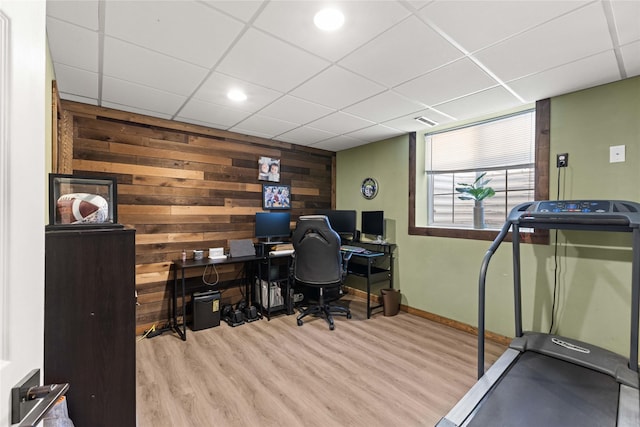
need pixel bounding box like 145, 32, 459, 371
45, 228, 136, 427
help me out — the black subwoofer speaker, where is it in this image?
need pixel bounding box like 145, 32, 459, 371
191, 290, 221, 331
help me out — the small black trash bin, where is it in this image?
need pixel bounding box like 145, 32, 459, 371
380, 288, 400, 316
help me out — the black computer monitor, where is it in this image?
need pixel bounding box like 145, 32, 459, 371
255, 212, 291, 242
317, 209, 356, 240
361, 210, 384, 238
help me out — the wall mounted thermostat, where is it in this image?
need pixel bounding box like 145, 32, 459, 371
361, 177, 378, 200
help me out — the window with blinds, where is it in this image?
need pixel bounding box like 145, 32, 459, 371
425, 110, 536, 228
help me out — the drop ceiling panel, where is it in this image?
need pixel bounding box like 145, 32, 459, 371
394, 57, 498, 106
217, 28, 330, 93
102, 76, 187, 116
101, 101, 173, 120
434, 86, 522, 120
312, 134, 366, 151
104, 1, 243, 68
339, 15, 463, 87
347, 125, 404, 142
178, 98, 252, 129
258, 95, 333, 124
202, 0, 265, 22
290, 66, 385, 109
46, 18, 98, 72
103, 37, 208, 96
508, 51, 622, 101
194, 71, 283, 111
343, 91, 425, 123
621, 41, 640, 76
277, 126, 336, 146
308, 111, 375, 134
53, 63, 98, 99
420, 1, 590, 53
610, 1, 640, 45
474, 3, 613, 82
46, 0, 99, 30
253, 1, 411, 62
230, 114, 299, 138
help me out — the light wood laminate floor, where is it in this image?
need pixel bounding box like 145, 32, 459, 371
136, 295, 506, 427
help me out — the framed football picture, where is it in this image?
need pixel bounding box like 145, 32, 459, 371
47, 174, 122, 229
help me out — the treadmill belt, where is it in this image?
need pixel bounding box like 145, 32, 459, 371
467, 351, 619, 427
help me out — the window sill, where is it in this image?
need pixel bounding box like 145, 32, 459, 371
409, 225, 549, 244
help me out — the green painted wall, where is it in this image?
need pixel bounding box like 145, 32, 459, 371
336, 76, 640, 359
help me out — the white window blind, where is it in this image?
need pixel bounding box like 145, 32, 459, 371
426, 111, 535, 173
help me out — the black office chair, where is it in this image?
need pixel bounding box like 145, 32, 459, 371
291, 215, 353, 330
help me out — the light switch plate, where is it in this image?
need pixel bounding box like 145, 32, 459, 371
610, 145, 625, 163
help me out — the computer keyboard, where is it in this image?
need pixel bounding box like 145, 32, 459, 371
340, 245, 366, 253
269, 249, 294, 256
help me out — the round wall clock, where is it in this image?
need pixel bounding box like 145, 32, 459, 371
361, 177, 378, 200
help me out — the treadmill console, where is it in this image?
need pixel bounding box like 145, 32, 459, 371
533, 200, 610, 213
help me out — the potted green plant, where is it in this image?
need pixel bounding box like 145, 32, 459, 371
455, 172, 495, 229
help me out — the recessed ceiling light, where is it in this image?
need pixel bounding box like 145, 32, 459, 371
314, 8, 344, 31
415, 116, 438, 127
227, 89, 247, 102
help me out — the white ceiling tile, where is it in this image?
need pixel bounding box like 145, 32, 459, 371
308, 112, 375, 134
434, 87, 522, 121
474, 3, 613, 82
217, 28, 330, 92
230, 115, 299, 138
611, 0, 640, 45
621, 41, 640, 77
347, 125, 404, 143
420, 1, 590, 53
394, 58, 498, 106
46, 18, 98, 72
382, 108, 454, 132
193, 72, 283, 111
101, 101, 173, 120
290, 66, 385, 109
103, 37, 208, 96
254, 1, 410, 62
277, 126, 337, 146
53, 63, 98, 99
201, 1, 265, 22
258, 96, 334, 124
47, 0, 99, 31
104, 1, 244, 68
178, 98, 252, 129
508, 51, 622, 101
60, 93, 99, 106
344, 91, 425, 123
102, 76, 187, 116
312, 134, 368, 151
339, 15, 463, 87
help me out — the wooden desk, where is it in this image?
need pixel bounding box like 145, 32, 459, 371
173, 255, 263, 340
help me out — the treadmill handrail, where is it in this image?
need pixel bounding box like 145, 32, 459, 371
478, 200, 640, 379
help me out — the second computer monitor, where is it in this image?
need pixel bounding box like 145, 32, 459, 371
361, 210, 384, 239
317, 209, 356, 241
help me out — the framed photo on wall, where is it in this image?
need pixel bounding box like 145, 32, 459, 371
262, 184, 290, 210
258, 156, 280, 182
47, 173, 122, 229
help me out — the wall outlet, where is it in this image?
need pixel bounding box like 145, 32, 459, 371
610, 145, 625, 163
556, 153, 568, 168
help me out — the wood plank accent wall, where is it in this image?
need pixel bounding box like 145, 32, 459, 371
57, 101, 336, 334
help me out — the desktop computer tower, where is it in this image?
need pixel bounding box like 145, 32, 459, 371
190, 290, 221, 331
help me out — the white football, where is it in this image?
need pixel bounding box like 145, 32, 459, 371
57, 193, 109, 224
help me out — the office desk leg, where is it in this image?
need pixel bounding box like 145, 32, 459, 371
366, 259, 372, 319
173, 266, 186, 341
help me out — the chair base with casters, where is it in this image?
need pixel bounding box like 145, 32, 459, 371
296, 287, 351, 330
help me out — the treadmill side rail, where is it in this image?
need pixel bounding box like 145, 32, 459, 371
618, 384, 640, 427
436, 349, 520, 427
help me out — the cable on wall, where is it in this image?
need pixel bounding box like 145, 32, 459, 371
549, 166, 563, 334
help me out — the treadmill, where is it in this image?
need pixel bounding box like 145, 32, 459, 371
437, 200, 640, 427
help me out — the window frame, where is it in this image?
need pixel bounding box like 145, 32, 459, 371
409, 99, 550, 244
